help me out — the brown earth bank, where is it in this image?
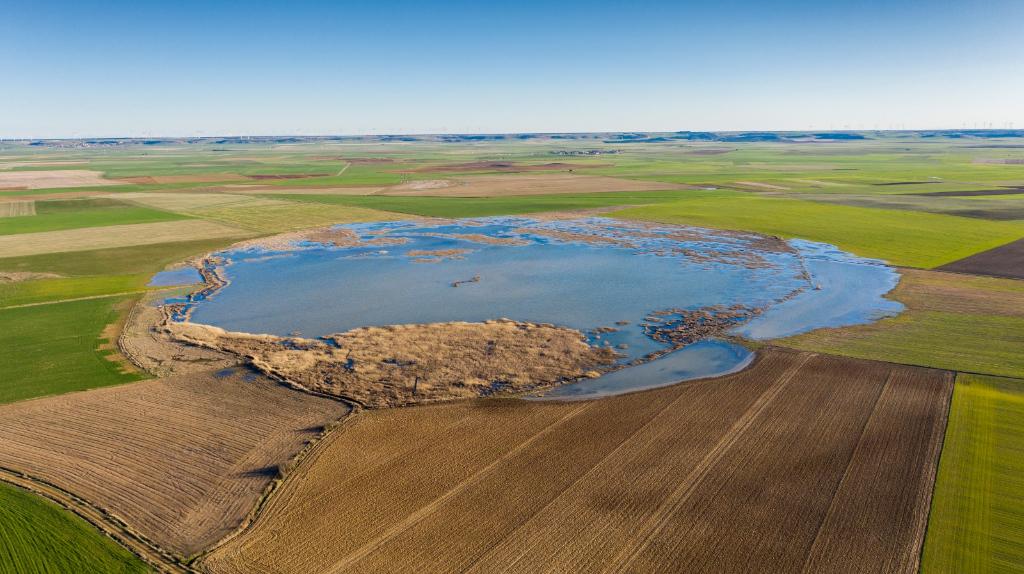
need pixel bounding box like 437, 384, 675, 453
166, 320, 617, 409
937, 237, 1024, 279
0, 368, 349, 558
200, 348, 953, 574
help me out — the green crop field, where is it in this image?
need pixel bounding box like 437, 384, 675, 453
922, 374, 1024, 573
0, 238, 239, 277
263, 190, 692, 219
0, 296, 146, 404
0, 274, 151, 308
613, 190, 1024, 268
0, 482, 148, 574
780, 270, 1024, 378
0, 198, 187, 236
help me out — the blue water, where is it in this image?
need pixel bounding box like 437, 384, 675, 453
180, 217, 903, 397
148, 267, 203, 287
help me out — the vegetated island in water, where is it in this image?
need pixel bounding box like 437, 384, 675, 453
150, 216, 904, 406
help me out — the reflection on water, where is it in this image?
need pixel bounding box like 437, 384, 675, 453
182, 217, 902, 396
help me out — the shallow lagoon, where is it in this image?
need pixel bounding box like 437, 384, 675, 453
183, 217, 903, 397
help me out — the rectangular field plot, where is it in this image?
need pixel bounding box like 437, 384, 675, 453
922, 374, 1024, 573
202, 349, 953, 574
0, 219, 248, 257
0, 368, 349, 557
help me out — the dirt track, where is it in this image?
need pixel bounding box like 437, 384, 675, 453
0, 369, 349, 558
201, 348, 952, 574
938, 237, 1024, 279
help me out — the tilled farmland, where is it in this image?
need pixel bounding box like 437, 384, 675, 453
0, 368, 349, 558
201, 348, 953, 574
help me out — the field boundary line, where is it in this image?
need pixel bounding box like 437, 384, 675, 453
910, 370, 957, 572
799, 368, 893, 572
325, 402, 594, 573
603, 352, 816, 574
0, 467, 189, 573
0, 290, 146, 310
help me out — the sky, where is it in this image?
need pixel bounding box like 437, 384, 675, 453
3, 0, 1023, 138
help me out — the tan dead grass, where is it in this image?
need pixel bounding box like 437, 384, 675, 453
0, 368, 349, 557
0, 219, 249, 257
202, 349, 952, 574
112, 192, 276, 212
0, 169, 124, 189
167, 320, 616, 408
380, 173, 688, 197
0, 200, 35, 217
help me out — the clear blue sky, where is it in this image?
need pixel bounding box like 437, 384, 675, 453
3, 0, 1022, 138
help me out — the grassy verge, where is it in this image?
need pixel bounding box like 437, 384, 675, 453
778, 269, 1024, 378
0, 296, 147, 404
612, 190, 1024, 268
921, 374, 1024, 573
0, 274, 151, 308
0, 481, 148, 573
0, 198, 187, 236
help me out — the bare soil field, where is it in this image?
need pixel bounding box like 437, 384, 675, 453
0, 200, 35, 217
383, 173, 689, 197
937, 237, 1024, 279
0, 169, 124, 189
0, 219, 249, 257
0, 368, 349, 557
202, 348, 952, 574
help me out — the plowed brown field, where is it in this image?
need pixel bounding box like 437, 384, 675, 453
0, 369, 349, 558
201, 349, 953, 574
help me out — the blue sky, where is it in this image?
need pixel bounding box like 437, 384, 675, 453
3, 1, 1022, 138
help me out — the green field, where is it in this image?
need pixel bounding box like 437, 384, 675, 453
780, 270, 1024, 378
0, 198, 187, 236
922, 374, 1024, 573
0, 296, 146, 404
0, 274, 151, 308
613, 190, 1024, 268
0, 481, 148, 574
262, 190, 692, 219
0, 238, 238, 277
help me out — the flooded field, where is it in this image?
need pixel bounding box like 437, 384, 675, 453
179, 217, 902, 397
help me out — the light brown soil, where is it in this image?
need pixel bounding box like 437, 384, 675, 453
381, 173, 688, 197
0, 220, 249, 257
166, 320, 617, 409
0, 169, 124, 189
0, 271, 61, 282
0, 368, 349, 558
0, 200, 35, 217
119, 298, 239, 377
200, 348, 953, 574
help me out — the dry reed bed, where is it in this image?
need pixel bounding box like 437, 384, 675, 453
201, 349, 953, 574
0, 369, 349, 557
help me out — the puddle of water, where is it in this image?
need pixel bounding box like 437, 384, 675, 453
148, 267, 203, 287
537, 339, 754, 400
180, 217, 903, 397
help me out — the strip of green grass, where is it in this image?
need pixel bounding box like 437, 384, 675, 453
0, 274, 151, 308
921, 374, 1024, 573
0, 238, 236, 276
0, 198, 187, 236
262, 190, 691, 219
0, 297, 146, 404
612, 190, 1024, 268
0, 482, 148, 573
